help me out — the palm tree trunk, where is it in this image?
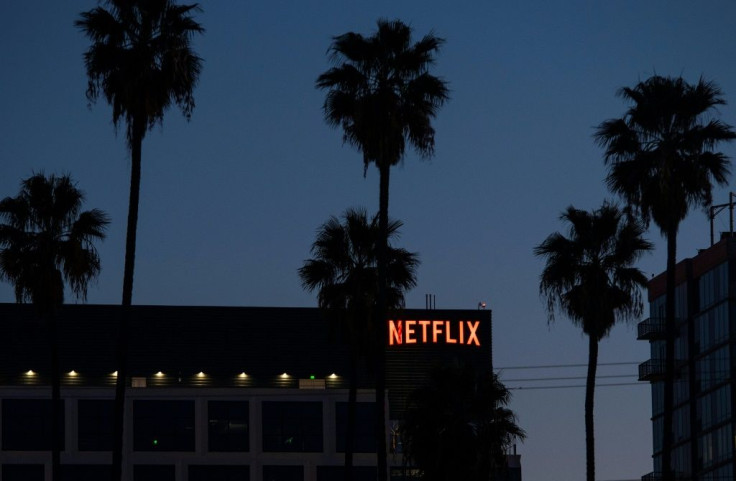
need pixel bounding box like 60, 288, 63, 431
585, 335, 598, 481
375, 163, 390, 481
112, 117, 144, 481
661, 225, 677, 480
345, 349, 358, 481
49, 312, 61, 481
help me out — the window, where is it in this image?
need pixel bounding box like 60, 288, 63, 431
263, 465, 303, 481
60, 464, 111, 481
335, 402, 376, 453
208, 401, 249, 452
189, 465, 249, 481
2, 464, 44, 481
699, 262, 728, 310
134, 465, 175, 481
317, 466, 376, 481
78, 400, 113, 451
133, 400, 194, 451
262, 402, 322, 452
2, 399, 64, 451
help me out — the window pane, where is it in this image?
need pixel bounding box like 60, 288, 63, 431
208, 401, 249, 452
335, 402, 377, 453
317, 466, 376, 481
189, 465, 250, 481
262, 402, 322, 452
2, 464, 44, 481
263, 465, 303, 481
134, 465, 175, 481
78, 400, 113, 451
60, 464, 111, 481
2, 399, 64, 451
133, 400, 194, 451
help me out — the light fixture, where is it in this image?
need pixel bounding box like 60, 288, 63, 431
196, 371, 205, 377
328, 373, 338, 379
112, 371, 118, 377
68, 370, 78, 377
309, 375, 315, 380
25, 370, 35, 376
155, 371, 164, 377
238, 372, 248, 378
280, 372, 289, 378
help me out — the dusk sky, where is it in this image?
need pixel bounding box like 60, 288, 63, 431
2, 2, 736, 480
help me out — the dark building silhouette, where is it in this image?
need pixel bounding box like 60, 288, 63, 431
0, 304, 519, 481
640, 236, 736, 480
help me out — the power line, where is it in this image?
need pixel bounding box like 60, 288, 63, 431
508, 382, 644, 391
496, 361, 640, 370
501, 374, 636, 382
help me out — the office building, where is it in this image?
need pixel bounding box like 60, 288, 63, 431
639, 236, 735, 480
0, 304, 501, 481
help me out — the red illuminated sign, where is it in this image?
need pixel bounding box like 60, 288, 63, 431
388, 320, 481, 346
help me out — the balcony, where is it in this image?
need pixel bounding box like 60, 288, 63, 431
638, 359, 666, 382
637, 317, 667, 340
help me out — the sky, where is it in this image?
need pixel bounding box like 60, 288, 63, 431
2, 2, 736, 480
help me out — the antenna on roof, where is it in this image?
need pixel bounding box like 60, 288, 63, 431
425, 294, 436, 310
709, 192, 736, 246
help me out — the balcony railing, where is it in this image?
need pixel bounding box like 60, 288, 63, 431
638, 359, 666, 382
637, 317, 667, 340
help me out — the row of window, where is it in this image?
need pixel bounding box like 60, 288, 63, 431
699, 262, 729, 311
2, 399, 376, 453
694, 302, 730, 353
2, 463, 379, 481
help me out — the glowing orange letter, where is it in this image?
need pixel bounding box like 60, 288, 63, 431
405, 320, 417, 344
432, 320, 443, 343
389, 320, 402, 345
459, 320, 465, 344
418, 320, 431, 342
466, 321, 480, 346
445, 321, 457, 343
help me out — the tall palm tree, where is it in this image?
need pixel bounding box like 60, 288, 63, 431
595, 75, 735, 478
76, 2, 202, 479
0, 173, 108, 481
299, 208, 419, 481
535, 203, 651, 481
316, 20, 448, 478
402, 362, 525, 481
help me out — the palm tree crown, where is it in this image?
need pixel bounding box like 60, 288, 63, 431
317, 19, 449, 173
299, 207, 419, 336
76, 0, 204, 145
595, 75, 735, 234
0, 173, 108, 314
535, 203, 651, 340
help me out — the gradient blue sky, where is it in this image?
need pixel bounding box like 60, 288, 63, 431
2, 2, 736, 480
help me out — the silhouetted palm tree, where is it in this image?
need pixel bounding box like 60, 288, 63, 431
595, 75, 735, 478
299, 208, 418, 481
0, 173, 108, 481
402, 362, 524, 481
535, 203, 651, 481
76, 2, 203, 479
316, 20, 448, 478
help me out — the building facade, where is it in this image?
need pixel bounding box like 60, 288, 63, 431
640, 237, 736, 480
0, 304, 499, 481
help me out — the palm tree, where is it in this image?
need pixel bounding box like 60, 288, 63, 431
0, 173, 108, 481
401, 362, 525, 481
316, 20, 448, 479
595, 75, 735, 478
76, 2, 203, 478
535, 203, 651, 481
299, 208, 419, 481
